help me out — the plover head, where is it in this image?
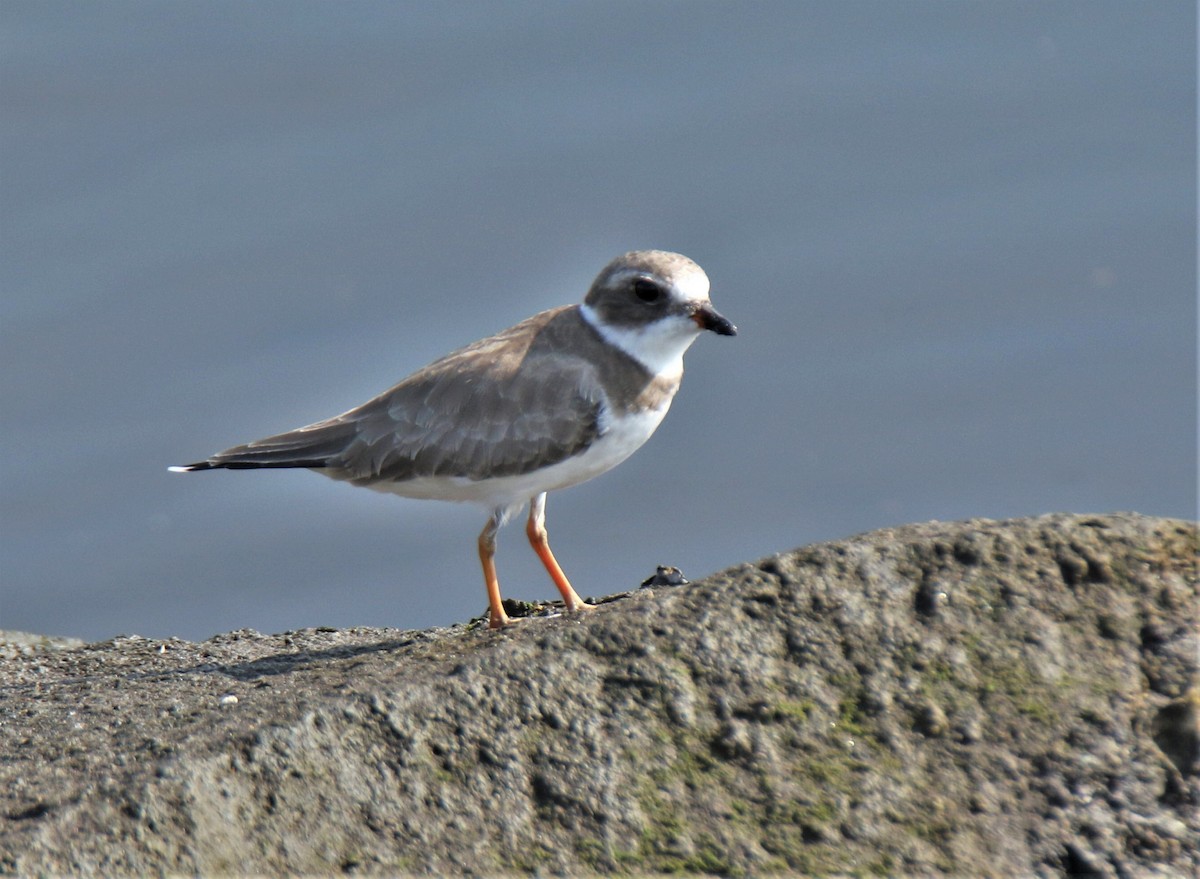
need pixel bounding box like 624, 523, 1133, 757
580, 250, 736, 376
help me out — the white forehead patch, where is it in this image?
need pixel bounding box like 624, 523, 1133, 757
672, 265, 711, 302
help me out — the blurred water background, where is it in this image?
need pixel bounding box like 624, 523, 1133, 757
2, 1, 1195, 641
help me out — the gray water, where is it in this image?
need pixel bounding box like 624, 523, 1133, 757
3, 2, 1195, 642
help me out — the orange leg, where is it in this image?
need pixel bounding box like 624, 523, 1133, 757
478, 514, 510, 629
526, 493, 594, 615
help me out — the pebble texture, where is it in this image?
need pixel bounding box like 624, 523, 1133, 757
1, 513, 1196, 876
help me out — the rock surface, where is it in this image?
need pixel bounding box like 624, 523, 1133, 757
1, 513, 1196, 877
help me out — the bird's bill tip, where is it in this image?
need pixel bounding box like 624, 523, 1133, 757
692, 304, 737, 336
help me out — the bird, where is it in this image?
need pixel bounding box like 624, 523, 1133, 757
171, 250, 736, 629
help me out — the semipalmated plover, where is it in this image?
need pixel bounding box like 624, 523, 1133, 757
172, 250, 736, 628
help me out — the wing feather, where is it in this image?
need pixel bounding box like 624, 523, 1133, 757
328, 308, 607, 485
335, 349, 604, 484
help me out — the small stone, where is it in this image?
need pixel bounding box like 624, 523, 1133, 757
713, 720, 753, 758
640, 565, 690, 588
1153, 688, 1200, 775
915, 700, 949, 737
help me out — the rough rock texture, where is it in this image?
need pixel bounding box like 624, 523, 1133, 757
0, 631, 84, 660
1, 513, 1196, 877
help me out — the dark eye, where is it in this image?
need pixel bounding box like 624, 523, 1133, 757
633, 278, 663, 303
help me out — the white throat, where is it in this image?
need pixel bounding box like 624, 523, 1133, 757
580, 304, 698, 378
